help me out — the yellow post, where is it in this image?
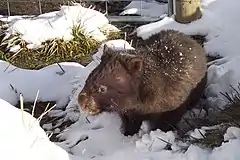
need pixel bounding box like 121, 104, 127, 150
174, 0, 202, 24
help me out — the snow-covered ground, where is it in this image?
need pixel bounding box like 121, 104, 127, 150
120, 0, 168, 18
1, 0, 240, 160
0, 98, 72, 160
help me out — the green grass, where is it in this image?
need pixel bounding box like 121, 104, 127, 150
0, 24, 100, 69
0, 20, 123, 69
101, 28, 124, 40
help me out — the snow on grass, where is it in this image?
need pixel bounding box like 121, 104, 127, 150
136, 0, 240, 109
120, 0, 168, 18
1, 3, 119, 50
0, 60, 86, 108
0, 98, 71, 160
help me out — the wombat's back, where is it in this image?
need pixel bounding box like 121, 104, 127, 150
137, 29, 207, 114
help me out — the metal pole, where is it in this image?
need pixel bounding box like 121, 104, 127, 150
6, 0, 11, 16
105, 1, 108, 15
38, 0, 42, 14
168, 0, 174, 17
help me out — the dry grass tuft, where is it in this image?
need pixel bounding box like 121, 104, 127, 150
180, 83, 240, 148
18, 92, 57, 141
0, 24, 101, 69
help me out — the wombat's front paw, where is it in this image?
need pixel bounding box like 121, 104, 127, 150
56, 119, 96, 147
56, 112, 125, 158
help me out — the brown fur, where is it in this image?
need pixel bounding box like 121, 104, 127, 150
77, 29, 207, 136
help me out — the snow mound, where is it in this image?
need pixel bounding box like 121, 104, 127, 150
3, 3, 119, 50
120, 0, 167, 18
0, 60, 86, 108
0, 98, 70, 160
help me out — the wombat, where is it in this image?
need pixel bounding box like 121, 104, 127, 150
77, 29, 207, 136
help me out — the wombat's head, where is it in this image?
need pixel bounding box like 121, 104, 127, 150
78, 44, 143, 115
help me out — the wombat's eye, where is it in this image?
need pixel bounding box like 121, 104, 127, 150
98, 85, 107, 94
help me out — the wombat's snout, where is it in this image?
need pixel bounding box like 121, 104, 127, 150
78, 93, 88, 109
77, 92, 101, 115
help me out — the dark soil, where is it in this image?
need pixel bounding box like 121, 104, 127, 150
0, 0, 131, 16
15, 101, 56, 126
82, 1, 131, 16
0, 0, 63, 16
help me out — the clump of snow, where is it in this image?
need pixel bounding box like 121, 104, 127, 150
205, 57, 240, 108
2, 3, 119, 50
136, 129, 176, 152
0, 98, 70, 160
120, 0, 167, 18
187, 128, 206, 140
42, 123, 53, 131
224, 127, 240, 141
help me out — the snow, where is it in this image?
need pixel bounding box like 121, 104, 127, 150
1, 0, 240, 160
42, 123, 53, 131
1, 3, 119, 50
120, 0, 168, 18
0, 60, 86, 108
224, 127, 240, 141
188, 128, 206, 140
0, 98, 71, 160
135, 130, 176, 152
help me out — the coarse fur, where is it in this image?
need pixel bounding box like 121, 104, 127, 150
77, 29, 207, 136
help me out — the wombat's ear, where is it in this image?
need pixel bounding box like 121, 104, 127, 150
128, 56, 143, 74
102, 44, 114, 58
